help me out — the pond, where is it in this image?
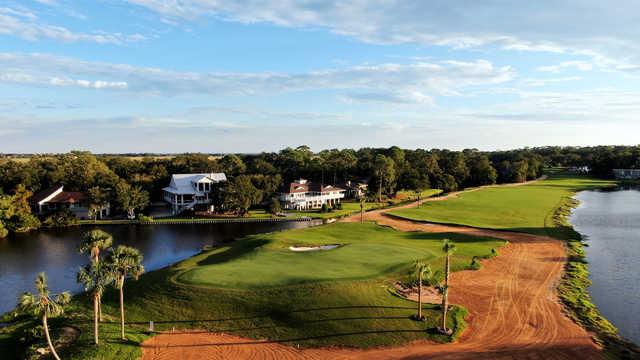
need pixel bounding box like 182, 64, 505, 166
0, 220, 319, 315
570, 188, 640, 345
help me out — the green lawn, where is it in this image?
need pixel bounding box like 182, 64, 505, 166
177, 222, 504, 288
390, 174, 616, 237
1, 222, 503, 359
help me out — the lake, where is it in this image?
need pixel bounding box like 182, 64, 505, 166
570, 188, 640, 345
0, 221, 319, 315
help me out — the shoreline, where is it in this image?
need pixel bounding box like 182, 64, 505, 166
559, 190, 640, 357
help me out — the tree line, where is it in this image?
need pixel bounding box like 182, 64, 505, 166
1, 145, 637, 235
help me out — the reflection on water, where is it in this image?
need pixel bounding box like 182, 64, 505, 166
570, 188, 640, 345
0, 221, 318, 315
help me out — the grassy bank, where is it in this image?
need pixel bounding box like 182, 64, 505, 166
551, 197, 640, 359
0, 222, 503, 359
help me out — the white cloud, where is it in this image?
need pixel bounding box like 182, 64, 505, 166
521, 76, 582, 87
0, 6, 145, 44
123, 0, 640, 71
537, 61, 594, 73
0, 53, 515, 101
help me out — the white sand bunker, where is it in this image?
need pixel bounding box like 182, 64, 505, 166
289, 244, 340, 252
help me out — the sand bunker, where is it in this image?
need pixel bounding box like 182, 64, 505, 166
289, 244, 340, 252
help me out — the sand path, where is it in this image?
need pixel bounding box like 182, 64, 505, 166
142, 177, 602, 360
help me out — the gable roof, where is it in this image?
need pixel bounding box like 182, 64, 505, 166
282, 179, 344, 194
48, 191, 86, 204
31, 185, 64, 204
164, 173, 227, 194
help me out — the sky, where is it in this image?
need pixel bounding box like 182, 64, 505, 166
1, 1, 640, 153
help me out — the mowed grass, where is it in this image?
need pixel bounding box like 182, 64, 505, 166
2, 222, 503, 359
177, 222, 504, 288
390, 174, 616, 237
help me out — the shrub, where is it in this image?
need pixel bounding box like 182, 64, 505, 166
42, 209, 78, 228
320, 204, 328, 213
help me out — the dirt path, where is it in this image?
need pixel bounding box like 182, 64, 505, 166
142, 176, 603, 360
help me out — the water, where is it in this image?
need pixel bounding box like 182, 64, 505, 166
570, 188, 640, 345
0, 221, 319, 315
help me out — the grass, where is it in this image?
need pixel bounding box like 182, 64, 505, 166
177, 222, 505, 288
390, 174, 615, 237
1, 222, 503, 359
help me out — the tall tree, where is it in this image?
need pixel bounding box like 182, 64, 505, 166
107, 246, 144, 340
88, 186, 109, 221
77, 261, 114, 345
79, 229, 113, 321
413, 261, 432, 321
17, 273, 70, 360
221, 175, 262, 215
440, 239, 456, 334
373, 154, 396, 202
115, 181, 150, 219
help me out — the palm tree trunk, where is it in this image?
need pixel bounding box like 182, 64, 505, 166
42, 315, 61, 360
120, 276, 126, 340
442, 253, 450, 331
418, 272, 423, 319
94, 294, 99, 345
441, 288, 448, 331
378, 178, 382, 203
98, 294, 103, 322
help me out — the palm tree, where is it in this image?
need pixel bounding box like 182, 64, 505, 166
107, 246, 145, 340
79, 229, 113, 264
413, 261, 432, 321
17, 273, 70, 360
440, 239, 456, 334
78, 229, 113, 321
77, 261, 114, 345
359, 197, 365, 223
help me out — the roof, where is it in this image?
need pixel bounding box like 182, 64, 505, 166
31, 185, 63, 204
164, 173, 227, 195
282, 179, 344, 194
48, 191, 86, 204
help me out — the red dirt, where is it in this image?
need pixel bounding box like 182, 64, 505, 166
142, 178, 603, 360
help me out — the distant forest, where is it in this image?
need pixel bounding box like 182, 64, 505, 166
0, 145, 638, 217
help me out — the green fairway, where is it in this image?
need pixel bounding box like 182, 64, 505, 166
177, 222, 504, 288
389, 174, 616, 236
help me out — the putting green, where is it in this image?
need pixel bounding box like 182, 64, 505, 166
176, 222, 504, 288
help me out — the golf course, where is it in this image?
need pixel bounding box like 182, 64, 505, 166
4, 172, 637, 360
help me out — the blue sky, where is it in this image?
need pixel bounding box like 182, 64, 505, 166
1, 0, 640, 153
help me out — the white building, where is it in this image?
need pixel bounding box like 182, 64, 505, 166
163, 173, 227, 214
279, 179, 345, 210
613, 169, 640, 180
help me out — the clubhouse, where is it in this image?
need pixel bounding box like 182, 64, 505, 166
279, 179, 345, 210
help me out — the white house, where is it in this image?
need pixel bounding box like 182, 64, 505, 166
163, 173, 227, 214
279, 179, 345, 210
613, 169, 640, 180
